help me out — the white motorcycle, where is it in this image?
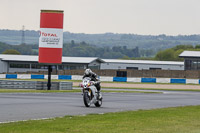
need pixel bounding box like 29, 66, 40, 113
80, 77, 102, 107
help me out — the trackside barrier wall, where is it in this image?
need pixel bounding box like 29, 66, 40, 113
100, 76, 113, 82
0, 74, 200, 84
0, 80, 72, 90
156, 78, 170, 83
0, 80, 37, 89
17, 74, 31, 79
0, 74, 5, 79
127, 78, 141, 83
72, 75, 82, 80
141, 78, 156, 83
58, 75, 72, 80
171, 79, 186, 84
44, 75, 58, 80
6, 74, 17, 79
31, 75, 44, 79
113, 77, 127, 82
186, 79, 199, 84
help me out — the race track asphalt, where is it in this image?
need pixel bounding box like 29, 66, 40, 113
1, 90, 200, 123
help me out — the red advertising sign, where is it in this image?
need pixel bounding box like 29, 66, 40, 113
39, 10, 64, 64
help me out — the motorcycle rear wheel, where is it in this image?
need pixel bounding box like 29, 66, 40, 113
95, 98, 102, 107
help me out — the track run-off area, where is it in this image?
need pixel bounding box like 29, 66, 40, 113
1, 87, 200, 123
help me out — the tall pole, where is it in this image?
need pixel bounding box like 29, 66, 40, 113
21, 25, 25, 44
47, 65, 52, 90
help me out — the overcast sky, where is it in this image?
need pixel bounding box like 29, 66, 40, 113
0, 0, 200, 35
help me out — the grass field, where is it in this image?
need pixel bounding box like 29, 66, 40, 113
0, 89, 160, 94
0, 106, 200, 133
101, 86, 200, 92
0, 89, 81, 93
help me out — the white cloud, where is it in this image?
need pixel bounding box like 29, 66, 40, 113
0, 0, 200, 35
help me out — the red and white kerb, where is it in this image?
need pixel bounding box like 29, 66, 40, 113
39, 10, 64, 64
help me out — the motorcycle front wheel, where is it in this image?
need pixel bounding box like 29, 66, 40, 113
83, 92, 91, 107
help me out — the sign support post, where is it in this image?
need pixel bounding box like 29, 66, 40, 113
38, 10, 64, 90
47, 65, 52, 90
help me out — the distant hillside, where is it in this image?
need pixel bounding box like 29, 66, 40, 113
1, 29, 200, 55
0, 41, 140, 59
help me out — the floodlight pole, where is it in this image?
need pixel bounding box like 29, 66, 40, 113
47, 65, 52, 90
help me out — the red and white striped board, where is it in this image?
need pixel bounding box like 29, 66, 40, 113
39, 10, 64, 64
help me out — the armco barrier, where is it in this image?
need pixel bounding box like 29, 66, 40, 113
0, 80, 72, 90
59, 82, 73, 90
141, 78, 156, 83
36, 81, 59, 90
0, 74, 200, 85
0, 80, 37, 89
171, 79, 186, 84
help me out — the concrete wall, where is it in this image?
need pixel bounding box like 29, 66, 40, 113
100, 63, 184, 70
0, 59, 8, 73
5, 69, 200, 79
55, 69, 200, 79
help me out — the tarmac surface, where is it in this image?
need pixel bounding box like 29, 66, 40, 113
1, 90, 200, 123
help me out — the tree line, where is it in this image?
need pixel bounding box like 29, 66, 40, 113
1, 29, 200, 54
154, 45, 200, 61
1, 41, 200, 61
0, 41, 140, 59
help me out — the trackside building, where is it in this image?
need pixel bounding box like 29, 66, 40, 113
179, 51, 200, 70
0, 54, 104, 73
0, 54, 184, 73
101, 59, 184, 70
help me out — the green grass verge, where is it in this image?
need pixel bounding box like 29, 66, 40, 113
1, 105, 200, 133
0, 89, 81, 93
103, 86, 200, 92
102, 90, 161, 94
0, 89, 160, 94
73, 85, 200, 92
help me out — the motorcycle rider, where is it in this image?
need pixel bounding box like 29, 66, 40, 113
83, 68, 101, 94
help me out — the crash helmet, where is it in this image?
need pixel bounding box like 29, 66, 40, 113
85, 68, 92, 75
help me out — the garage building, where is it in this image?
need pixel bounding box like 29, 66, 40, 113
0, 54, 184, 73
101, 59, 184, 70
0, 54, 104, 73
179, 51, 200, 70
